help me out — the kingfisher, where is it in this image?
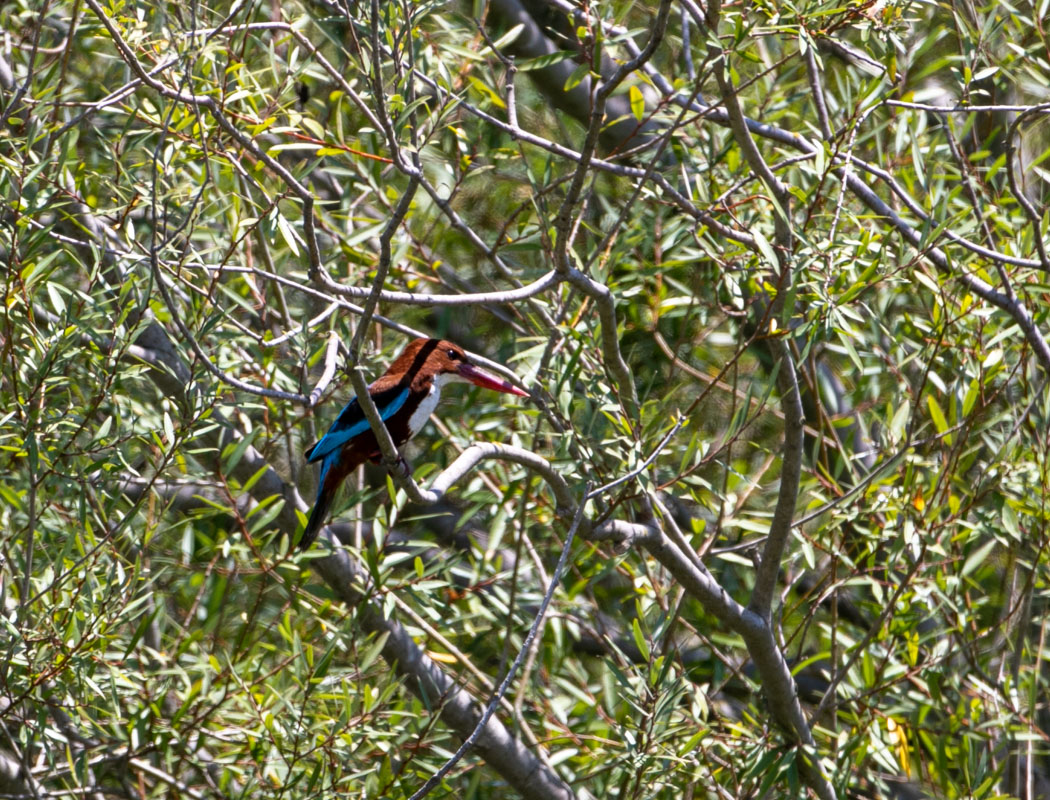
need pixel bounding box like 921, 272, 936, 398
299, 338, 528, 549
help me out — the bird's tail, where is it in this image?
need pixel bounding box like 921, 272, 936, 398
298, 491, 331, 550
299, 458, 337, 550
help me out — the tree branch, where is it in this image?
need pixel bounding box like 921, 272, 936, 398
748, 338, 805, 619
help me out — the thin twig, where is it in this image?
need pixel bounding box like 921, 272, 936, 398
406, 494, 588, 800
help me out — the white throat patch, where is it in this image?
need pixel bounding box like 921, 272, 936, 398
406, 372, 456, 438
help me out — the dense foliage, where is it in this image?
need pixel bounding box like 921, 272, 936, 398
3, 0, 1050, 797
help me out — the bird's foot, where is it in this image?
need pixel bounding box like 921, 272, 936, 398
392, 453, 413, 479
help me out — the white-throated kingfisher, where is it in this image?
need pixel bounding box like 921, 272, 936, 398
299, 338, 528, 549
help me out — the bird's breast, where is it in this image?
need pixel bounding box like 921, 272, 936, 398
405, 376, 445, 439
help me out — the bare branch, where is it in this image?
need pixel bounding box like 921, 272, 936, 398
748, 338, 805, 620
802, 41, 832, 141
307, 331, 342, 407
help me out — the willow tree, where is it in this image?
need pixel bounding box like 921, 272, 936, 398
3, 0, 1049, 798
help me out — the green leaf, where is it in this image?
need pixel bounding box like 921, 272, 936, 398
752, 230, 778, 267
482, 23, 523, 54
961, 539, 996, 577
222, 428, 260, 474
162, 411, 176, 449
564, 63, 591, 92
276, 214, 300, 256
631, 618, 650, 662
47, 282, 66, 315
962, 379, 979, 417
359, 631, 390, 671
516, 50, 576, 72
248, 497, 286, 535
889, 398, 911, 440
926, 394, 951, 445
629, 85, 645, 121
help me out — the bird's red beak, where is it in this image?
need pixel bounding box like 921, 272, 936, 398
458, 363, 529, 397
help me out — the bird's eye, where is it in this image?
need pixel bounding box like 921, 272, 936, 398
446, 348, 459, 360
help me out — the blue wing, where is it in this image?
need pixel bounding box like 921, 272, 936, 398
305, 386, 410, 463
